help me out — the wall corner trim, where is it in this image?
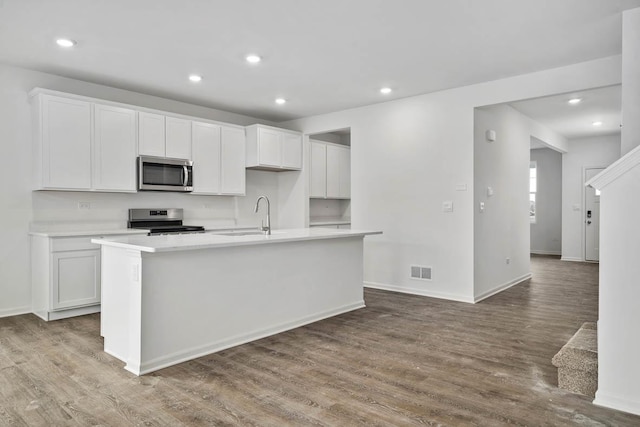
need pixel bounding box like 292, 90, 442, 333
0, 306, 32, 319
593, 391, 640, 417
363, 281, 475, 304
473, 273, 532, 303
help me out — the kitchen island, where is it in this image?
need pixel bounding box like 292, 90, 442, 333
92, 228, 381, 375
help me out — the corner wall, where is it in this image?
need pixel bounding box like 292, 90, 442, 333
473, 105, 534, 301
530, 148, 562, 255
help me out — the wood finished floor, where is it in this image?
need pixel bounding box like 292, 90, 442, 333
1, 256, 639, 426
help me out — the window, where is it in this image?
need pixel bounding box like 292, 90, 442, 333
530, 161, 537, 223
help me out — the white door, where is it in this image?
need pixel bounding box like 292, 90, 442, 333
585, 168, 603, 262
165, 117, 192, 159
309, 141, 327, 198
191, 121, 221, 194
93, 104, 137, 192
220, 126, 246, 195
257, 127, 281, 167
138, 112, 166, 157
281, 133, 302, 169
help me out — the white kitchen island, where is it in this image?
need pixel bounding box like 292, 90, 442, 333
92, 228, 381, 375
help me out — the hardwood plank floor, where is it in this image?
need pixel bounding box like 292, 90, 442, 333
1, 256, 639, 426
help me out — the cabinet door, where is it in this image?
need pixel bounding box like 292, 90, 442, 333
257, 127, 281, 167
221, 126, 246, 195
93, 104, 137, 192
191, 121, 221, 194
42, 96, 92, 189
309, 141, 327, 198
338, 146, 351, 198
326, 144, 341, 198
281, 133, 302, 169
166, 117, 192, 159
52, 250, 100, 310
138, 112, 165, 157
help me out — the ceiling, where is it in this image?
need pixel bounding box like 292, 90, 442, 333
1, 0, 639, 122
510, 85, 622, 144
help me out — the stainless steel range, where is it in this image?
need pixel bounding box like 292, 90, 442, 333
128, 208, 205, 236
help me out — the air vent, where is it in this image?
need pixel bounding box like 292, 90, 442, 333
410, 265, 432, 281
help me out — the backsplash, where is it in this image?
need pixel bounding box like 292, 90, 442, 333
30, 170, 279, 229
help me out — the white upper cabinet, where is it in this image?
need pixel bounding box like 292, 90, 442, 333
34, 94, 92, 190
191, 122, 245, 196
165, 117, 192, 159
138, 112, 165, 157
191, 121, 222, 195
309, 141, 327, 198
139, 112, 192, 159
245, 124, 302, 171
32, 92, 136, 193
220, 126, 246, 195
93, 104, 137, 192
282, 132, 303, 169
309, 140, 350, 199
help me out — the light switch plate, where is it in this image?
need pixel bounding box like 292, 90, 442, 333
442, 201, 453, 213
487, 186, 494, 197
479, 202, 485, 213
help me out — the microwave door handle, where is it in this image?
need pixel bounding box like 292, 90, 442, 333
183, 165, 189, 187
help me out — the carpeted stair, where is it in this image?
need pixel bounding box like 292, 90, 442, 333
552, 322, 598, 397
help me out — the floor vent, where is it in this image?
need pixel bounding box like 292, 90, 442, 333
411, 265, 432, 280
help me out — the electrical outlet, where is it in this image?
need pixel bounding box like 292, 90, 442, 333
78, 201, 90, 210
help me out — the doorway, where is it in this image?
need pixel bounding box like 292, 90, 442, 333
584, 168, 604, 262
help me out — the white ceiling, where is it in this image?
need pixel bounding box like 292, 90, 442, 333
511, 85, 622, 143
1, 0, 639, 122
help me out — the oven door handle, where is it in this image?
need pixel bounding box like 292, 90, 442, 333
183, 166, 189, 187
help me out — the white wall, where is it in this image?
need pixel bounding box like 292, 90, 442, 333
473, 105, 535, 301
561, 135, 620, 262
591, 151, 640, 415
530, 148, 562, 255
0, 63, 280, 317
621, 8, 640, 155
283, 56, 622, 303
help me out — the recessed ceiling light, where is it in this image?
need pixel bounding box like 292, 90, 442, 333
246, 54, 261, 64
380, 87, 392, 94
188, 74, 202, 83
592, 121, 603, 126
568, 98, 582, 105
275, 98, 286, 105
56, 38, 76, 48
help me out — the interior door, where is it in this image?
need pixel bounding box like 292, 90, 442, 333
585, 168, 603, 262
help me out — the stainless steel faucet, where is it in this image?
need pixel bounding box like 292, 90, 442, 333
254, 195, 271, 235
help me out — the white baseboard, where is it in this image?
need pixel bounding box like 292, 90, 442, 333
0, 306, 31, 319
473, 273, 532, 303
561, 256, 584, 262
530, 250, 561, 256
364, 281, 474, 303
131, 301, 366, 375
594, 391, 640, 416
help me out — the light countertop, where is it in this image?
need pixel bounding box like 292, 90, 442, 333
29, 223, 260, 238
92, 228, 382, 253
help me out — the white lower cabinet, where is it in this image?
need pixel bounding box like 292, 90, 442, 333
31, 234, 128, 321
51, 249, 100, 310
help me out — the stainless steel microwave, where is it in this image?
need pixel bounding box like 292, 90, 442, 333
137, 156, 193, 192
